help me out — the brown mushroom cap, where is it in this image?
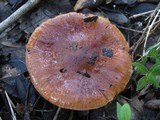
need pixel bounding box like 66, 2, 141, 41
26, 12, 132, 110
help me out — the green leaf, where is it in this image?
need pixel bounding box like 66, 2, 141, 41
133, 62, 149, 74
119, 103, 131, 120
136, 76, 148, 91
147, 73, 159, 88
140, 56, 148, 64
146, 44, 159, 55
148, 48, 159, 58
156, 56, 160, 64
117, 102, 122, 120
150, 64, 160, 76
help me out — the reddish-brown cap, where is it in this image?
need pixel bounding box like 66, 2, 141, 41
26, 12, 132, 110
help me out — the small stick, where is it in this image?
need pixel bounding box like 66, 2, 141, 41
150, 19, 160, 36
68, 111, 74, 120
4, 90, 17, 120
131, 2, 160, 59
0, 0, 40, 33
53, 107, 61, 120
129, 10, 159, 19
117, 25, 143, 33
143, 10, 160, 55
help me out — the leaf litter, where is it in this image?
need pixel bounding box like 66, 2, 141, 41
0, 0, 160, 120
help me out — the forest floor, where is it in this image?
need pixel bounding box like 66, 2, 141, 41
0, 0, 160, 120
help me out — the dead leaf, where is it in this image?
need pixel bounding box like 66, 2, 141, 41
113, 0, 136, 4
137, 0, 159, 2
130, 97, 144, 113
74, 0, 103, 11
144, 99, 160, 109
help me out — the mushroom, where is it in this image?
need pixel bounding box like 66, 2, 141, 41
26, 12, 132, 110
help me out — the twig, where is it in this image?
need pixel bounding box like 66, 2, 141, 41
143, 9, 160, 55
4, 90, 17, 120
129, 9, 159, 19
150, 18, 160, 35
117, 25, 143, 33
131, 2, 160, 59
24, 81, 31, 112
0, 0, 40, 33
138, 85, 150, 97
120, 95, 132, 102
53, 107, 61, 120
68, 111, 74, 120
137, 42, 160, 61
30, 96, 40, 112
4, 90, 16, 109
